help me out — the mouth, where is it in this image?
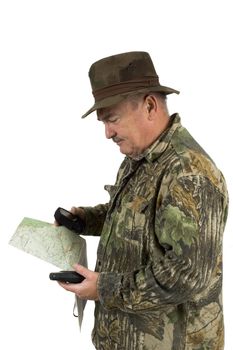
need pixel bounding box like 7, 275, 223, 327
113, 137, 124, 145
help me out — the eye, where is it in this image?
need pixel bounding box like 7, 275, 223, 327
108, 115, 120, 123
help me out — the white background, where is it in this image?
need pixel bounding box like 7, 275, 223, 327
0, 0, 232, 349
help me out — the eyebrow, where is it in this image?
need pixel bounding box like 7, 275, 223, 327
97, 112, 114, 122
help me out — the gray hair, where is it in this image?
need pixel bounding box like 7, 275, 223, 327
126, 92, 169, 114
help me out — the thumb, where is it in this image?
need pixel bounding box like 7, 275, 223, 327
73, 264, 90, 278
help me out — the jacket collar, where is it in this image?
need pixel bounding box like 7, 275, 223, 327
131, 113, 181, 164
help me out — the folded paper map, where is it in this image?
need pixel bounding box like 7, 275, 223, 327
9, 217, 87, 327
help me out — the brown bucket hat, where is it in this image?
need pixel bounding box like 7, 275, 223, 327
81, 51, 179, 118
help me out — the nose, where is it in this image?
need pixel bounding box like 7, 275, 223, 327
105, 122, 116, 139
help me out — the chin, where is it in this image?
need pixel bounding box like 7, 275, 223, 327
119, 146, 131, 156
120, 150, 136, 158
119, 144, 137, 157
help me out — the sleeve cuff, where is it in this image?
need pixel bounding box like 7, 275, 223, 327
80, 204, 108, 236
80, 206, 96, 235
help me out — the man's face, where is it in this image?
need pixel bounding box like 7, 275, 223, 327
97, 97, 151, 158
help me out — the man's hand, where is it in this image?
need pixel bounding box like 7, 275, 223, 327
58, 264, 99, 301
70, 207, 86, 221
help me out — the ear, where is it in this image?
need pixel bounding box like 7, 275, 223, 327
144, 95, 158, 119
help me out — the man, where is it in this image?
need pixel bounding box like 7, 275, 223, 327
56, 52, 228, 349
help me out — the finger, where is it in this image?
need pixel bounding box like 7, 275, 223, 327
70, 207, 86, 221
58, 281, 85, 299
73, 264, 90, 278
58, 281, 77, 292
70, 206, 76, 215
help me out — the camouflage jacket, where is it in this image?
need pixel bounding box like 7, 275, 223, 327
82, 114, 228, 350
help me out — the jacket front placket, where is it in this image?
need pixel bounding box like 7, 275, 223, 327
97, 158, 143, 268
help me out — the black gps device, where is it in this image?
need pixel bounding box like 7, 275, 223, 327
49, 271, 85, 283
54, 207, 85, 233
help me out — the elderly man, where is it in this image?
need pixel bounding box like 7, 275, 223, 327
56, 52, 228, 350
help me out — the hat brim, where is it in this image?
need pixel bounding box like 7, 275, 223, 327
81, 85, 180, 118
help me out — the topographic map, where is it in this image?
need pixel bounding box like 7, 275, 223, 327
9, 217, 87, 269
9, 217, 87, 326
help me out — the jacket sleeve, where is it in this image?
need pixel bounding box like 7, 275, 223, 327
81, 203, 109, 236
97, 174, 228, 312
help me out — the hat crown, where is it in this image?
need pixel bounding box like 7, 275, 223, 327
81, 51, 179, 118
89, 51, 158, 91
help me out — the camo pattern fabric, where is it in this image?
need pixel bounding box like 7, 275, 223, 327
82, 114, 228, 350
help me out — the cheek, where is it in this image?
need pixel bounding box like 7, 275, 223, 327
121, 134, 141, 155
128, 128, 142, 145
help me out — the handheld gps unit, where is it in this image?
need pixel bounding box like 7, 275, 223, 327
49, 271, 85, 283
54, 207, 85, 233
